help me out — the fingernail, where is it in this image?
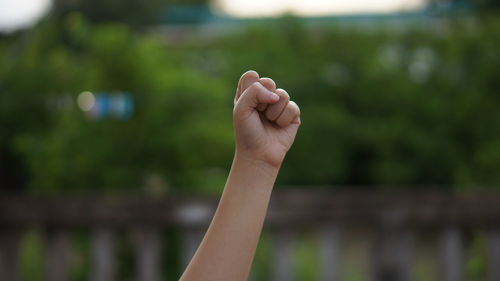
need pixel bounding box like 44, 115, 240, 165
270, 92, 279, 101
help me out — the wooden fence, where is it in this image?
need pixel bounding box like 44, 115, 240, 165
1, 189, 500, 281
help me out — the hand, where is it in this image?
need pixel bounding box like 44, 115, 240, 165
233, 71, 301, 168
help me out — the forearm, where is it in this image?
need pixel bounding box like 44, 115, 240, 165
179, 155, 279, 281
179, 70, 300, 281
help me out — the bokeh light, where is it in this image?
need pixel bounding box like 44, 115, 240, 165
77, 91, 95, 112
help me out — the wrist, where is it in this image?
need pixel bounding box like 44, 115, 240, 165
234, 146, 285, 168
232, 152, 281, 180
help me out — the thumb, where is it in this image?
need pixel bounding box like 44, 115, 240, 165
234, 82, 279, 118
235, 70, 259, 104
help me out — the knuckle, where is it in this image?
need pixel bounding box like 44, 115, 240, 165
241, 70, 258, 82
240, 82, 263, 98
276, 89, 290, 100
289, 101, 300, 115
260, 77, 276, 87
248, 81, 263, 92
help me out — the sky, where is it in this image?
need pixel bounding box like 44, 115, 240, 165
0, 0, 51, 32
0, 0, 426, 33
216, 0, 426, 17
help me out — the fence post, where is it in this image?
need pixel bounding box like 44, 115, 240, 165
132, 226, 162, 281
371, 226, 414, 281
439, 226, 463, 281
45, 228, 71, 281
271, 230, 295, 281
486, 228, 500, 281
0, 228, 22, 281
90, 227, 116, 281
319, 224, 341, 281
174, 201, 214, 268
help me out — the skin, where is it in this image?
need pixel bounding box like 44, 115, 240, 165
179, 70, 301, 281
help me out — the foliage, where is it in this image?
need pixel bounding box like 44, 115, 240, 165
2, 15, 500, 193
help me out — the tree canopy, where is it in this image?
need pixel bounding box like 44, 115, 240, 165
2, 14, 500, 193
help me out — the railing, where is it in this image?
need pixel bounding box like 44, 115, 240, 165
1, 189, 500, 281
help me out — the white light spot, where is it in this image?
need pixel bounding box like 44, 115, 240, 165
77, 91, 95, 112
408, 46, 438, 84
175, 203, 214, 225
0, 0, 52, 33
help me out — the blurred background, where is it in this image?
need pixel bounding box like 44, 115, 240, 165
1, 0, 500, 280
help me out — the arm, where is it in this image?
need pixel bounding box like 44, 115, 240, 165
179, 70, 301, 281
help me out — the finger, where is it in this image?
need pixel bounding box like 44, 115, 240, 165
235, 70, 259, 104
257, 77, 275, 112
275, 101, 301, 127
264, 88, 289, 121
234, 82, 279, 118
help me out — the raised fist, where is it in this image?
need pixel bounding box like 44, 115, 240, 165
233, 71, 301, 168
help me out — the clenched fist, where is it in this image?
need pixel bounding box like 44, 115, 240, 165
233, 71, 301, 168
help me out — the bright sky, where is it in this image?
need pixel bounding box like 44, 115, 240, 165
0, 0, 426, 33
0, 0, 51, 32
216, 0, 426, 17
